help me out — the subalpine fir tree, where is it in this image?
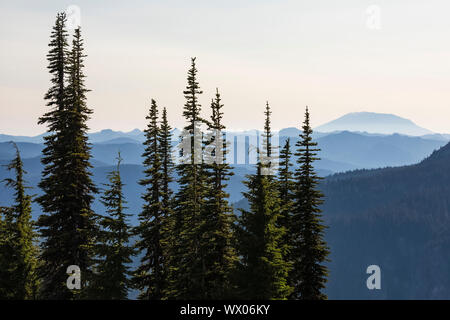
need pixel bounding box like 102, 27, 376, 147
37, 21, 98, 299
133, 99, 166, 299
159, 107, 174, 225
1, 144, 39, 299
235, 102, 292, 299
278, 138, 294, 211
166, 57, 208, 299
36, 12, 70, 299
201, 89, 237, 299
91, 153, 133, 299
277, 138, 295, 259
158, 107, 176, 299
0, 206, 15, 299
290, 106, 330, 300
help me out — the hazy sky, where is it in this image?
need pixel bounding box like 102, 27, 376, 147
1, 0, 450, 135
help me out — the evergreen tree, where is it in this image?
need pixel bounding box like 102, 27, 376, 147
235, 103, 292, 299
91, 153, 133, 299
0, 206, 15, 299
1, 144, 39, 299
290, 106, 330, 300
166, 57, 208, 299
133, 99, 166, 299
158, 107, 176, 299
278, 138, 294, 209
262, 102, 273, 165
159, 107, 174, 225
277, 138, 295, 262
201, 89, 237, 299
37, 21, 98, 299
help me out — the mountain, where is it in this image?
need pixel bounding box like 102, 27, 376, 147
315, 112, 434, 136
421, 133, 450, 142
314, 131, 446, 169
0, 142, 145, 166
279, 127, 330, 140
320, 142, 450, 299
278, 127, 300, 137
233, 142, 450, 299
88, 129, 145, 143
96, 137, 143, 144
1, 130, 447, 172
2, 124, 450, 298
0, 133, 46, 144
0, 142, 44, 159
0, 158, 253, 225
91, 143, 145, 165
2, 111, 444, 145
275, 131, 447, 172
0, 128, 185, 145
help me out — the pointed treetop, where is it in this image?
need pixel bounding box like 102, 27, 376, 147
116, 151, 123, 171
263, 101, 272, 158
304, 106, 310, 123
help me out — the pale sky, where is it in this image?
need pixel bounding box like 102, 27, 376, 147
1, 0, 450, 135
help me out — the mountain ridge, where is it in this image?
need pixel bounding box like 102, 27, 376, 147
234, 141, 450, 299
315, 112, 434, 136
1, 112, 446, 143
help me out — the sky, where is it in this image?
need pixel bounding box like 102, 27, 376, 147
1, 0, 450, 135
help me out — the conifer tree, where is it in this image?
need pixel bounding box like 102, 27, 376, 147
0, 206, 15, 299
37, 21, 98, 299
278, 138, 294, 209
1, 144, 39, 299
290, 106, 330, 300
262, 102, 273, 167
158, 107, 176, 299
91, 153, 133, 299
235, 103, 292, 299
133, 99, 166, 299
159, 107, 174, 223
277, 138, 295, 260
201, 89, 237, 299
166, 57, 208, 299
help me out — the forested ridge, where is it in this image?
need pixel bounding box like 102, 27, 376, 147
320, 142, 450, 299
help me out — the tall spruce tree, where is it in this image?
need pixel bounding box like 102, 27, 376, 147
166, 57, 208, 299
91, 153, 133, 299
290, 106, 330, 300
201, 89, 237, 299
235, 103, 292, 299
1, 144, 39, 299
133, 99, 166, 299
37, 21, 98, 299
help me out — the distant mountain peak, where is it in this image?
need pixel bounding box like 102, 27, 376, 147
128, 128, 142, 135
279, 127, 300, 137
315, 112, 433, 136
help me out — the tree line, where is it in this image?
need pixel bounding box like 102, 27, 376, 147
0, 12, 329, 300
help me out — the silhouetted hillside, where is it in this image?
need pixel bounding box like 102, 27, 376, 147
321, 142, 450, 299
